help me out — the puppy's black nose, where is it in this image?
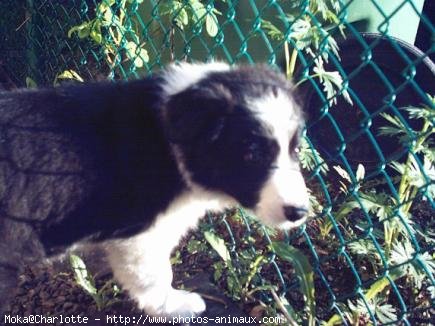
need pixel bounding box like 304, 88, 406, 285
284, 205, 308, 222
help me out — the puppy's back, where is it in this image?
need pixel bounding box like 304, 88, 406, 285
0, 78, 181, 251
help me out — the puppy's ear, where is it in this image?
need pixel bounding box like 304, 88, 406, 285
164, 84, 233, 144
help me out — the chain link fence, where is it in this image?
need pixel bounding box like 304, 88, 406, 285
1, 0, 434, 324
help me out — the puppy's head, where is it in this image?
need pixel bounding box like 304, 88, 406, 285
162, 63, 309, 229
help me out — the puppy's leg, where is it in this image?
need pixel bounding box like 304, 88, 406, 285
106, 232, 205, 317
105, 191, 234, 317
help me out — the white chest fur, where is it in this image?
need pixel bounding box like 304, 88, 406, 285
104, 188, 235, 317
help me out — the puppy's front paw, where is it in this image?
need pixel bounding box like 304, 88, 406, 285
137, 288, 205, 318
163, 289, 206, 317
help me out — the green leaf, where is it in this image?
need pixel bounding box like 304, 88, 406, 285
227, 274, 240, 297
375, 301, 397, 324
68, 21, 91, 39
212, 261, 224, 281
390, 161, 406, 175
189, 0, 206, 23
204, 231, 231, 265
356, 164, 365, 182
90, 20, 103, 44
289, 18, 311, 42
70, 254, 98, 296
125, 42, 149, 67
56, 70, 84, 83
96, 0, 116, 15
365, 267, 404, 301
261, 19, 284, 41
205, 12, 219, 37
177, 8, 189, 27
333, 165, 351, 183
271, 290, 302, 325
390, 241, 435, 289
271, 242, 315, 326
298, 136, 329, 174
186, 238, 207, 254
313, 57, 352, 105
134, 48, 149, 67
404, 102, 435, 121
324, 313, 344, 326
125, 41, 137, 56
170, 250, 182, 265
25, 77, 37, 88
379, 113, 408, 136
170, 1, 189, 29
347, 239, 380, 261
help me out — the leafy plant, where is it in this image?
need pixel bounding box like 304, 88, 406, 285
201, 216, 315, 326
271, 242, 316, 326
68, 0, 221, 74
321, 95, 434, 246
70, 254, 120, 310
159, 0, 221, 37
379, 97, 435, 215
204, 230, 266, 300
261, 0, 351, 105
54, 70, 84, 85
68, 0, 149, 70
321, 97, 435, 324
298, 136, 329, 175
25, 77, 38, 88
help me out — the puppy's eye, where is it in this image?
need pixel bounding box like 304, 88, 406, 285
243, 138, 279, 166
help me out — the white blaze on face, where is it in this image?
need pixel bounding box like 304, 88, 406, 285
162, 62, 230, 96
248, 90, 310, 229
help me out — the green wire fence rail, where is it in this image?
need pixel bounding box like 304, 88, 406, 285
1, 0, 434, 325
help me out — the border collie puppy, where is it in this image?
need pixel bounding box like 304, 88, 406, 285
0, 62, 309, 317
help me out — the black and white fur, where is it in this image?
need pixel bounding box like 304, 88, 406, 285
0, 62, 309, 317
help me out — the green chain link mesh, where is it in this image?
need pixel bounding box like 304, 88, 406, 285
1, 0, 433, 324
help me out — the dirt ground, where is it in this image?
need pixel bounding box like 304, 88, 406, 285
3, 201, 433, 326
3, 233, 249, 326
